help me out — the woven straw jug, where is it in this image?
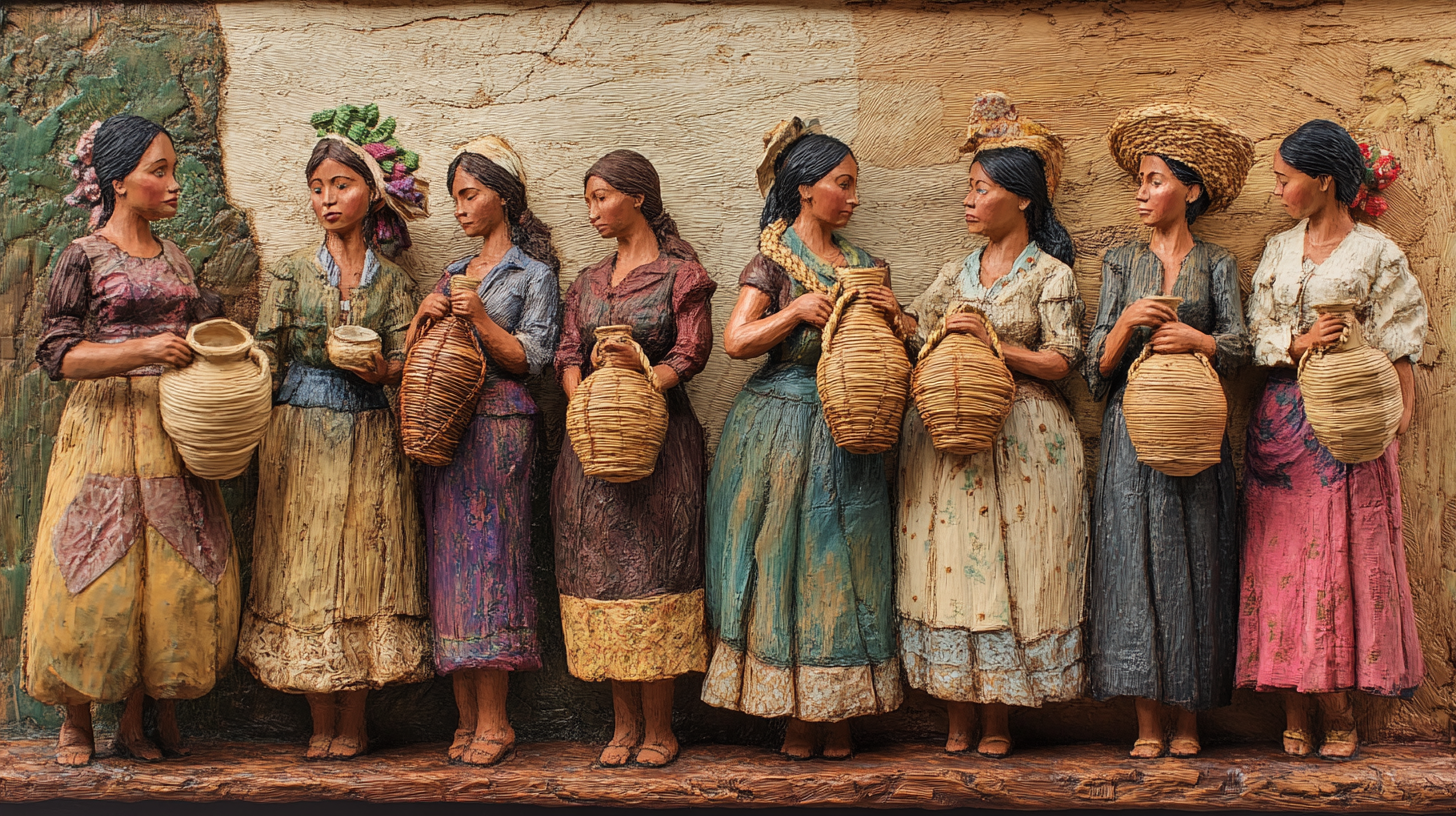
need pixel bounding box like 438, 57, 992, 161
565, 325, 668, 483
911, 303, 1016, 455
159, 318, 272, 480
399, 276, 487, 466
816, 266, 912, 454
327, 324, 382, 370
1298, 300, 1402, 464
1121, 297, 1227, 477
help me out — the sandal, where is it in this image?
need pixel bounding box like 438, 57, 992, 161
599, 736, 640, 767
56, 725, 95, 767
1318, 729, 1359, 762
461, 736, 515, 767
1282, 728, 1314, 757
113, 733, 163, 762
634, 742, 680, 768
306, 734, 334, 761
1168, 737, 1201, 757
327, 734, 369, 759
977, 735, 1013, 759
447, 728, 473, 762
1130, 738, 1166, 759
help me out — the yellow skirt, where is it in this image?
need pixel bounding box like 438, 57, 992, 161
22, 376, 241, 706
558, 590, 708, 682
238, 402, 431, 693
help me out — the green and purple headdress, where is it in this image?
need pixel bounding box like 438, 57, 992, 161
309, 103, 429, 250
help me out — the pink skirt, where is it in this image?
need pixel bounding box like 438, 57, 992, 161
1236, 371, 1423, 697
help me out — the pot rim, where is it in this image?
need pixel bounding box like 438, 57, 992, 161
186, 318, 253, 358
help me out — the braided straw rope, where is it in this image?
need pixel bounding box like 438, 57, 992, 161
816, 266, 911, 454
911, 302, 1016, 455
400, 276, 488, 466
760, 219, 830, 295
566, 325, 669, 483
159, 319, 273, 480
1122, 343, 1227, 477
1296, 301, 1402, 464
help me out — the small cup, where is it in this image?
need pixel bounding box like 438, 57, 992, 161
327, 325, 382, 370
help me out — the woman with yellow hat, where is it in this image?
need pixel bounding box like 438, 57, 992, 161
1084, 105, 1253, 758
409, 136, 561, 766
896, 93, 1087, 758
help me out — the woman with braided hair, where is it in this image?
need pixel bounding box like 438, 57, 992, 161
24, 114, 240, 765
701, 119, 904, 759
238, 104, 431, 760
552, 149, 716, 768
410, 136, 560, 766
1239, 119, 1427, 760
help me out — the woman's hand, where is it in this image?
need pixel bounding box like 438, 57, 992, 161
594, 339, 644, 372
944, 312, 991, 346
139, 333, 194, 368
562, 366, 582, 401
1150, 322, 1215, 355
419, 293, 451, 321
342, 351, 390, 384
860, 285, 902, 320
1290, 312, 1347, 361
449, 288, 486, 322
789, 292, 834, 329
1115, 297, 1179, 333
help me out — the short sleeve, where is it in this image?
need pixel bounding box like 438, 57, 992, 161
35, 243, 93, 381
1366, 239, 1427, 363
739, 253, 789, 312
1037, 259, 1085, 369
1247, 235, 1295, 367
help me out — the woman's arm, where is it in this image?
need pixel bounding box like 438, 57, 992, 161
723, 286, 830, 359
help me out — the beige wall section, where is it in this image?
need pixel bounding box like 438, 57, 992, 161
216, 0, 1456, 741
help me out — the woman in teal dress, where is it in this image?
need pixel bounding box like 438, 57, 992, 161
702, 119, 904, 760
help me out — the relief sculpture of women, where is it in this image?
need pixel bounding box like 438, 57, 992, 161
1085, 105, 1253, 758
410, 136, 561, 766
702, 119, 903, 759
1238, 120, 1427, 759
23, 115, 241, 766
896, 93, 1088, 758
552, 150, 716, 768
238, 105, 433, 759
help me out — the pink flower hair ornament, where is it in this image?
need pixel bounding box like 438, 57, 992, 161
1351, 140, 1402, 219
63, 121, 106, 227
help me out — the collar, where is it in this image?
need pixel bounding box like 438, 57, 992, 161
317, 242, 380, 289
961, 241, 1041, 297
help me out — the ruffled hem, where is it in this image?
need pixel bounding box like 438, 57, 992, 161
560, 590, 707, 682
238, 611, 433, 693
700, 644, 903, 722
900, 618, 1084, 706
435, 628, 541, 674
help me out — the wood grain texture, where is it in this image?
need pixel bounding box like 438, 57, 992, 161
2, 738, 1456, 809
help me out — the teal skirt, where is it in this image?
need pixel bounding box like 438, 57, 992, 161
701, 363, 902, 722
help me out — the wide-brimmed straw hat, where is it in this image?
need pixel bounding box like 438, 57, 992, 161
1107, 104, 1254, 213
959, 91, 1064, 198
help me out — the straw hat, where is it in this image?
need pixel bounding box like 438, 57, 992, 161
959, 92, 1065, 198
456, 134, 526, 184
756, 116, 824, 197
1107, 104, 1254, 213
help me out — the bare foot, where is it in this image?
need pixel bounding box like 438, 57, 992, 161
945, 701, 974, 753
56, 710, 94, 767
781, 719, 814, 760
306, 734, 334, 760
448, 728, 474, 762
155, 700, 189, 757
328, 734, 368, 759
599, 735, 639, 767
821, 721, 853, 760
113, 732, 164, 761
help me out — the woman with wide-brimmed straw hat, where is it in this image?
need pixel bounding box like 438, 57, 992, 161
895, 92, 1088, 759
1239, 120, 1426, 760
1084, 104, 1253, 758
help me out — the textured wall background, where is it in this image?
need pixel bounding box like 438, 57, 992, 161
0, 0, 1453, 750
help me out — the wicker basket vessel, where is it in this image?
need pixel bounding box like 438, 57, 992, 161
327, 324, 382, 370
1298, 300, 1403, 464
565, 325, 669, 483
159, 318, 272, 480
1122, 298, 1227, 477
816, 266, 912, 454
399, 277, 487, 467
911, 303, 1016, 455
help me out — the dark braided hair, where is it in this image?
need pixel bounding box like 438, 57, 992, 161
974, 147, 1076, 267
93, 115, 171, 228
449, 153, 561, 273
760, 134, 853, 230
306, 138, 412, 253
1279, 119, 1367, 206
1151, 153, 1211, 224
584, 150, 699, 264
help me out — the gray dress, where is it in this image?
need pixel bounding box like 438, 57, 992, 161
1082, 239, 1250, 710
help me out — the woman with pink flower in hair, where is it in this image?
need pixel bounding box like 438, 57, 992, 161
237, 104, 432, 759
24, 115, 240, 766
1240, 119, 1428, 760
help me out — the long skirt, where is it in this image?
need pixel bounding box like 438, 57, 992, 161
897, 380, 1087, 706
239, 402, 432, 693
22, 376, 240, 705
1237, 371, 1423, 696
701, 365, 902, 722
1086, 385, 1238, 711
551, 387, 708, 683
418, 412, 541, 674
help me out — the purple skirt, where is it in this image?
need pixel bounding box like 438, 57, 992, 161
418, 410, 541, 674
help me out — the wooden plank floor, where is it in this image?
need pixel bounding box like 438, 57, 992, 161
2, 738, 1455, 809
